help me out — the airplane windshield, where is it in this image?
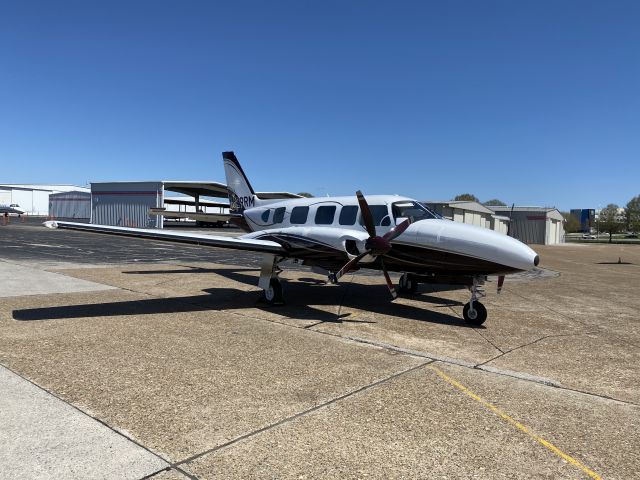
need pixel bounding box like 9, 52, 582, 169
392, 201, 439, 222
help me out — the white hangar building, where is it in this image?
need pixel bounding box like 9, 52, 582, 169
422, 201, 564, 245
0, 184, 90, 216
487, 206, 565, 245
422, 201, 510, 234
48, 191, 92, 222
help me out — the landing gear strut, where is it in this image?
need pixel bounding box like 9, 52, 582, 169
463, 276, 487, 326
259, 254, 285, 305
398, 273, 418, 294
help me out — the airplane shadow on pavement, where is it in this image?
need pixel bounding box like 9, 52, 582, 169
13, 267, 477, 328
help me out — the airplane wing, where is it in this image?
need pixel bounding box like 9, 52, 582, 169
43, 221, 285, 254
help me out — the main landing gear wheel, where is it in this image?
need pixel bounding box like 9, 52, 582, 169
398, 273, 418, 294
263, 278, 284, 305
463, 301, 487, 326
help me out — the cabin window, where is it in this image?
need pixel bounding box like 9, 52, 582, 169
366, 205, 390, 226
273, 207, 286, 224
339, 205, 358, 225
290, 206, 309, 224
315, 206, 336, 225
261, 210, 270, 222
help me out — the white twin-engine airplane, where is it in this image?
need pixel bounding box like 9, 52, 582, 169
44, 151, 539, 325
1, 203, 26, 215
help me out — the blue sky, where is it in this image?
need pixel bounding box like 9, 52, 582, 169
1, 0, 638, 210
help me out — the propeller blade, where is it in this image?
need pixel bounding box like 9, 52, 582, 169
356, 190, 376, 238
383, 217, 412, 242
333, 250, 371, 282
497, 275, 505, 294
507, 203, 515, 237
380, 259, 398, 299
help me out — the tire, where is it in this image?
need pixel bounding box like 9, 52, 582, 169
263, 278, 284, 305
463, 301, 487, 326
398, 273, 419, 294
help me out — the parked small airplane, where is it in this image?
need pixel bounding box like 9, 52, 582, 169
44, 152, 539, 325
1, 203, 26, 215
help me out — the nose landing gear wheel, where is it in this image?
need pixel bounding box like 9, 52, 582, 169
263, 278, 284, 305
398, 273, 418, 294
463, 301, 487, 326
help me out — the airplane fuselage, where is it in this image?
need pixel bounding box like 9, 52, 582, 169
0, 204, 25, 215
236, 195, 539, 277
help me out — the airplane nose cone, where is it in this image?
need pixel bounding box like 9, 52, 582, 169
534, 255, 540, 266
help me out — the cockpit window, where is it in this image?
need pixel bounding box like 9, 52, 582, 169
392, 201, 439, 222
10, 204, 19, 207
358, 205, 390, 227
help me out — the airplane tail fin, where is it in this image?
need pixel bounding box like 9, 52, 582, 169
223, 151, 258, 214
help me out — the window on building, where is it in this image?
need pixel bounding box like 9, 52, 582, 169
273, 207, 285, 224
339, 205, 358, 225
290, 206, 309, 224
315, 205, 336, 225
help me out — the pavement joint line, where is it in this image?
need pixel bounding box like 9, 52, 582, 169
476, 330, 601, 368
171, 361, 432, 468
428, 363, 603, 480
343, 335, 477, 367
424, 283, 507, 355
303, 320, 326, 329
340, 335, 640, 406
506, 286, 594, 329
548, 282, 640, 350
25, 261, 639, 408
0, 362, 173, 470
504, 284, 640, 352
139, 466, 199, 480
113, 279, 639, 407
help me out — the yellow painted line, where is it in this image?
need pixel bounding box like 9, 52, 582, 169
428, 365, 602, 480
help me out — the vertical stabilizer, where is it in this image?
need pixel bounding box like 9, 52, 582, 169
223, 151, 258, 214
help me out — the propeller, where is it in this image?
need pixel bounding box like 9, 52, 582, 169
331, 191, 412, 299
497, 203, 515, 294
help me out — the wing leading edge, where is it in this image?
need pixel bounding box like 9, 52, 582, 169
43, 221, 285, 254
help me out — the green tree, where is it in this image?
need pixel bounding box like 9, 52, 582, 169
296, 192, 314, 198
483, 199, 507, 206
599, 204, 623, 243
562, 212, 581, 233
626, 195, 640, 232
453, 193, 480, 202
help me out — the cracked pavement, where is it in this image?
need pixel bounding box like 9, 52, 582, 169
1, 220, 639, 478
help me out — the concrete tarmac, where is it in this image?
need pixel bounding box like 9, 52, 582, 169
0, 220, 638, 479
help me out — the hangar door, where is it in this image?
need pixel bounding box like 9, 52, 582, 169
91, 182, 163, 228
0, 190, 10, 204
